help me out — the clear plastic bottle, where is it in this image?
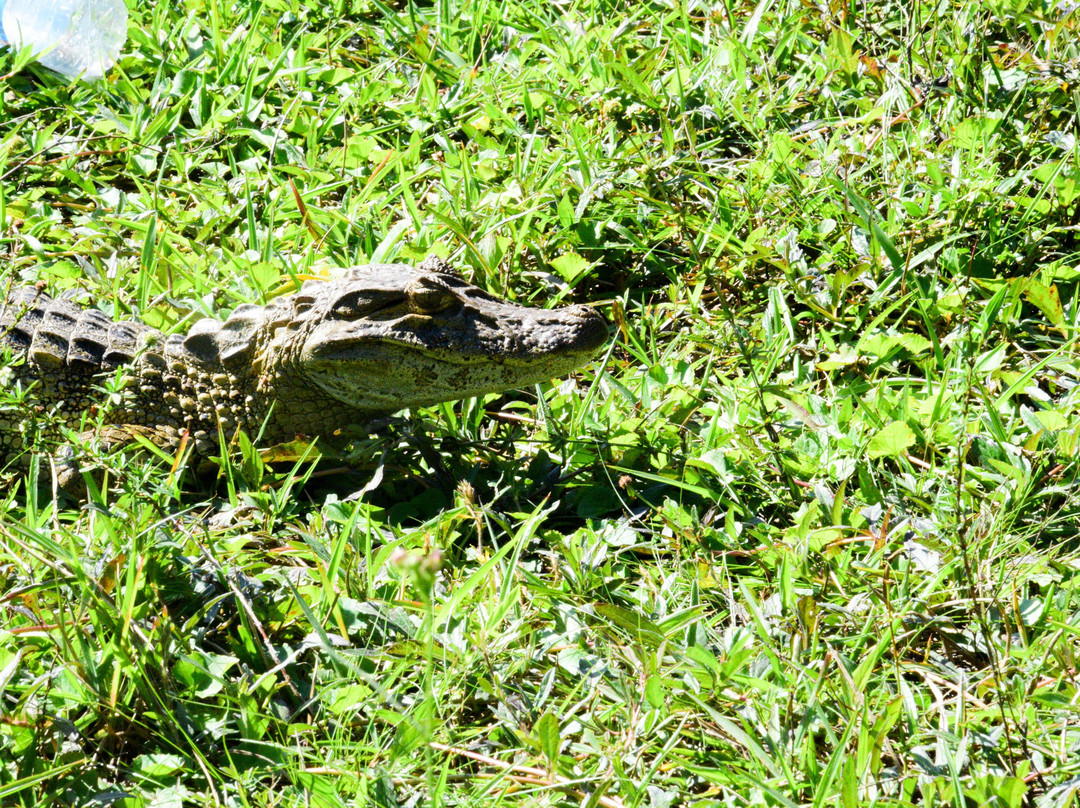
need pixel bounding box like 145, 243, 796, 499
0, 0, 127, 80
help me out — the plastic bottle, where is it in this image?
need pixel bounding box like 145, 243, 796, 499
0, 0, 127, 80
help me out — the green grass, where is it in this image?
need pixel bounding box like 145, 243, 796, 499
2, 0, 1080, 805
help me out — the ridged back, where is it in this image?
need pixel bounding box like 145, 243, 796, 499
0, 288, 159, 373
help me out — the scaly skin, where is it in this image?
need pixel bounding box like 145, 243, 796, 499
0, 258, 607, 468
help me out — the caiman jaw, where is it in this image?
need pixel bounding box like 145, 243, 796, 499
293, 265, 607, 415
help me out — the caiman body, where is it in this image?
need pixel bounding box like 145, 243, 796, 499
0, 259, 606, 468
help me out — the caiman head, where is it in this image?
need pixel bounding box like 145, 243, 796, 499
192, 259, 607, 428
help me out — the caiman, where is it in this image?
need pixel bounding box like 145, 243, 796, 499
0, 257, 607, 484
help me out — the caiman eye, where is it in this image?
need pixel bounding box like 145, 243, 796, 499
331, 290, 405, 319
408, 283, 460, 314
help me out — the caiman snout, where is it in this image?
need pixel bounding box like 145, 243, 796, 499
565, 305, 608, 355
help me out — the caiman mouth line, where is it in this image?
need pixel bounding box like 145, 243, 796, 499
315, 339, 602, 367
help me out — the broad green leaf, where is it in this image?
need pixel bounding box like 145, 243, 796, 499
550, 252, 592, 282
817, 346, 860, 370
953, 114, 1002, 148
535, 712, 561, 764
1034, 409, 1068, 431
133, 753, 186, 777
867, 421, 916, 458
1022, 280, 1065, 326
644, 674, 665, 709
858, 331, 932, 358
594, 601, 665, 648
